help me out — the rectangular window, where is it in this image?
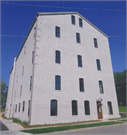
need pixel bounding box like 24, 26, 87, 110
99, 81, 104, 93
71, 15, 75, 25
79, 78, 84, 92
79, 18, 83, 27
85, 101, 90, 115
108, 101, 113, 114
55, 75, 61, 90
55, 51, 61, 64
72, 100, 78, 115
77, 55, 82, 67
51, 100, 57, 116
96, 59, 101, 70
22, 66, 24, 76
18, 103, 20, 112
30, 76, 32, 90
24, 46, 26, 54
32, 51, 34, 63
55, 26, 60, 38
28, 100, 30, 116
20, 85, 22, 97
22, 101, 25, 112
15, 104, 17, 112
76, 33, 80, 43
94, 38, 98, 48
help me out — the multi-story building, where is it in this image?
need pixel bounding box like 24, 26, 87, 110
5, 12, 120, 125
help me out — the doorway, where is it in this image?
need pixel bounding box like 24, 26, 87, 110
97, 101, 103, 119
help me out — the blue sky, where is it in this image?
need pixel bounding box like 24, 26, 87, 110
1, 1, 126, 85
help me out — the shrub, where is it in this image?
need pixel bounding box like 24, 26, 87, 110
12, 117, 21, 123
22, 121, 29, 126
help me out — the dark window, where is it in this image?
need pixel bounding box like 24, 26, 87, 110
55, 75, 61, 90
22, 66, 24, 76
30, 76, 32, 90
22, 101, 25, 112
72, 100, 78, 115
77, 55, 82, 67
108, 101, 113, 114
24, 46, 26, 54
76, 33, 80, 43
28, 100, 30, 116
51, 100, 57, 116
18, 103, 20, 112
55, 26, 60, 38
20, 85, 22, 97
32, 51, 34, 63
55, 51, 61, 64
79, 78, 84, 92
99, 81, 104, 93
85, 101, 90, 115
94, 38, 98, 48
79, 18, 83, 27
71, 15, 75, 25
96, 59, 101, 70
15, 104, 17, 112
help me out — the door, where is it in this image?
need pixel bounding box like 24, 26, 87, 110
97, 101, 103, 119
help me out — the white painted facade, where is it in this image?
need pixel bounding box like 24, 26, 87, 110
5, 12, 120, 125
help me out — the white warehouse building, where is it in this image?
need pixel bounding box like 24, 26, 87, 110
5, 12, 120, 125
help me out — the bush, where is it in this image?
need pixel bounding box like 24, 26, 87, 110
22, 121, 29, 126
2, 114, 7, 119
11, 117, 29, 126
12, 117, 21, 123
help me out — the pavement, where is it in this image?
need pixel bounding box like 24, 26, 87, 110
0, 117, 31, 135
0, 116, 126, 135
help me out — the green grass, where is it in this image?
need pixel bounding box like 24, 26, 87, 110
21, 121, 122, 134
119, 119, 127, 122
119, 106, 127, 112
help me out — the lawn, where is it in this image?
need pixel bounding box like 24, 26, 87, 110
21, 121, 122, 134
119, 106, 127, 112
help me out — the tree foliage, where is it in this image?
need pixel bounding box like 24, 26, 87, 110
0, 80, 8, 108
114, 70, 126, 106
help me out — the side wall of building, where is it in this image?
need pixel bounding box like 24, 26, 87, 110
5, 20, 37, 122
5, 58, 16, 118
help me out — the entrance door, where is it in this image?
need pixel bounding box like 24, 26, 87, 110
97, 101, 103, 119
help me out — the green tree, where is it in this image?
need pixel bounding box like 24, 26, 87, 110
114, 70, 126, 106
0, 80, 8, 108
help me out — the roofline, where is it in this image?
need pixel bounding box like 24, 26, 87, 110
16, 16, 37, 61
37, 12, 108, 38
10, 66, 13, 74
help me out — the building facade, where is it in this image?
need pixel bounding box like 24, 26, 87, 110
5, 12, 120, 125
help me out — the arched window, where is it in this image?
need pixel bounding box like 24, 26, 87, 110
51, 100, 57, 116
55, 51, 61, 64
84, 100, 90, 115
99, 80, 104, 93
72, 100, 78, 115
55, 75, 61, 90
96, 59, 101, 70
108, 101, 113, 114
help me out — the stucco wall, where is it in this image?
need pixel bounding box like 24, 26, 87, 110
30, 14, 120, 125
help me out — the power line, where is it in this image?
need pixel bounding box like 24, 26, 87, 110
0, 35, 26, 38
0, 35, 125, 38
1, 2, 125, 12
